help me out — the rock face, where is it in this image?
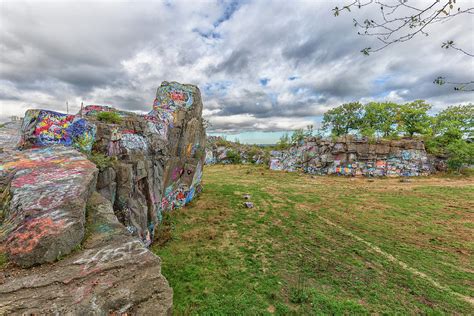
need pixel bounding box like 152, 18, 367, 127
205, 136, 268, 165
0, 192, 172, 314
270, 136, 432, 177
0, 146, 98, 267
85, 81, 206, 244
0, 81, 205, 313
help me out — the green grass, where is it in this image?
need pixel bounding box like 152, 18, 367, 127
153, 165, 474, 314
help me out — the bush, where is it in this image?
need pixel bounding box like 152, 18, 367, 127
226, 150, 241, 164
96, 111, 122, 124
88, 152, 113, 171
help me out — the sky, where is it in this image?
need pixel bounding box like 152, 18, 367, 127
1, 0, 473, 144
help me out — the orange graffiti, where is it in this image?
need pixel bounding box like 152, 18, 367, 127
7, 217, 64, 255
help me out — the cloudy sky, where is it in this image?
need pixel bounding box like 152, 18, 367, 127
1, 0, 473, 143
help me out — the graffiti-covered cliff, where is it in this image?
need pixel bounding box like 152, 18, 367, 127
205, 136, 268, 165
85, 82, 206, 245
270, 136, 433, 177
0, 81, 205, 314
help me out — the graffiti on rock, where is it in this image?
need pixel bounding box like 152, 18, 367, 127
145, 82, 196, 140
160, 161, 203, 215
107, 127, 122, 156
154, 82, 195, 111
20, 109, 96, 152
120, 132, 148, 152
0, 147, 97, 266
269, 138, 432, 177
73, 240, 148, 271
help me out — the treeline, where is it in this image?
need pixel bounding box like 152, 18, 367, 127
277, 101, 473, 171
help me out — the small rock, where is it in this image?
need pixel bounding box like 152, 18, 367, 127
243, 202, 254, 208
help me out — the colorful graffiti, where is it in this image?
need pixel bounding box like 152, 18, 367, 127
0, 147, 97, 266
145, 82, 196, 140
269, 140, 432, 177
21, 109, 96, 152
159, 161, 203, 215
120, 132, 148, 153
154, 82, 195, 111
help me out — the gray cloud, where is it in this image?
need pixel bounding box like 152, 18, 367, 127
0, 0, 473, 131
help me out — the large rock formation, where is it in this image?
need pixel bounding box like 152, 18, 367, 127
0, 81, 205, 313
84, 81, 206, 244
270, 136, 432, 176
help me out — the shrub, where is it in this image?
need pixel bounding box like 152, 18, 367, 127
96, 111, 122, 124
226, 150, 241, 164
88, 152, 113, 171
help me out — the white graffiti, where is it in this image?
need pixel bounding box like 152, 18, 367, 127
73, 240, 149, 270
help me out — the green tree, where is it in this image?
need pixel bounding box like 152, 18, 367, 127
425, 104, 473, 158
275, 133, 290, 150
291, 129, 305, 145
432, 104, 474, 139
361, 102, 398, 137
322, 102, 364, 136
446, 140, 474, 172
397, 100, 432, 137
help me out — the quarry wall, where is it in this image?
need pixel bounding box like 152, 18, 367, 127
269, 136, 433, 177
0, 81, 205, 314
205, 136, 267, 165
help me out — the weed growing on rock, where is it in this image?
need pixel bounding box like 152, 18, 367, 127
96, 111, 122, 124
88, 152, 113, 171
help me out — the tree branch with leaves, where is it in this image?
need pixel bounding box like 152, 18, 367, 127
334, 0, 474, 91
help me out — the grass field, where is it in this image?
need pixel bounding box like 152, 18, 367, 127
152, 165, 474, 314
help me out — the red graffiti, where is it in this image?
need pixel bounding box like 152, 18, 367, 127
170, 91, 186, 101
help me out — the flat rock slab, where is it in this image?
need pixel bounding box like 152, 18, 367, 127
0, 146, 98, 267
0, 193, 173, 315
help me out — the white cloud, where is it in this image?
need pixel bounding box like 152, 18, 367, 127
0, 0, 473, 132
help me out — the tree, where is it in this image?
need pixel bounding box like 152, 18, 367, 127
275, 133, 291, 150
334, 0, 474, 91
432, 104, 474, 139
424, 104, 473, 157
290, 129, 305, 145
446, 139, 474, 172
322, 102, 364, 136
361, 102, 398, 137
397, 100, 432, 137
